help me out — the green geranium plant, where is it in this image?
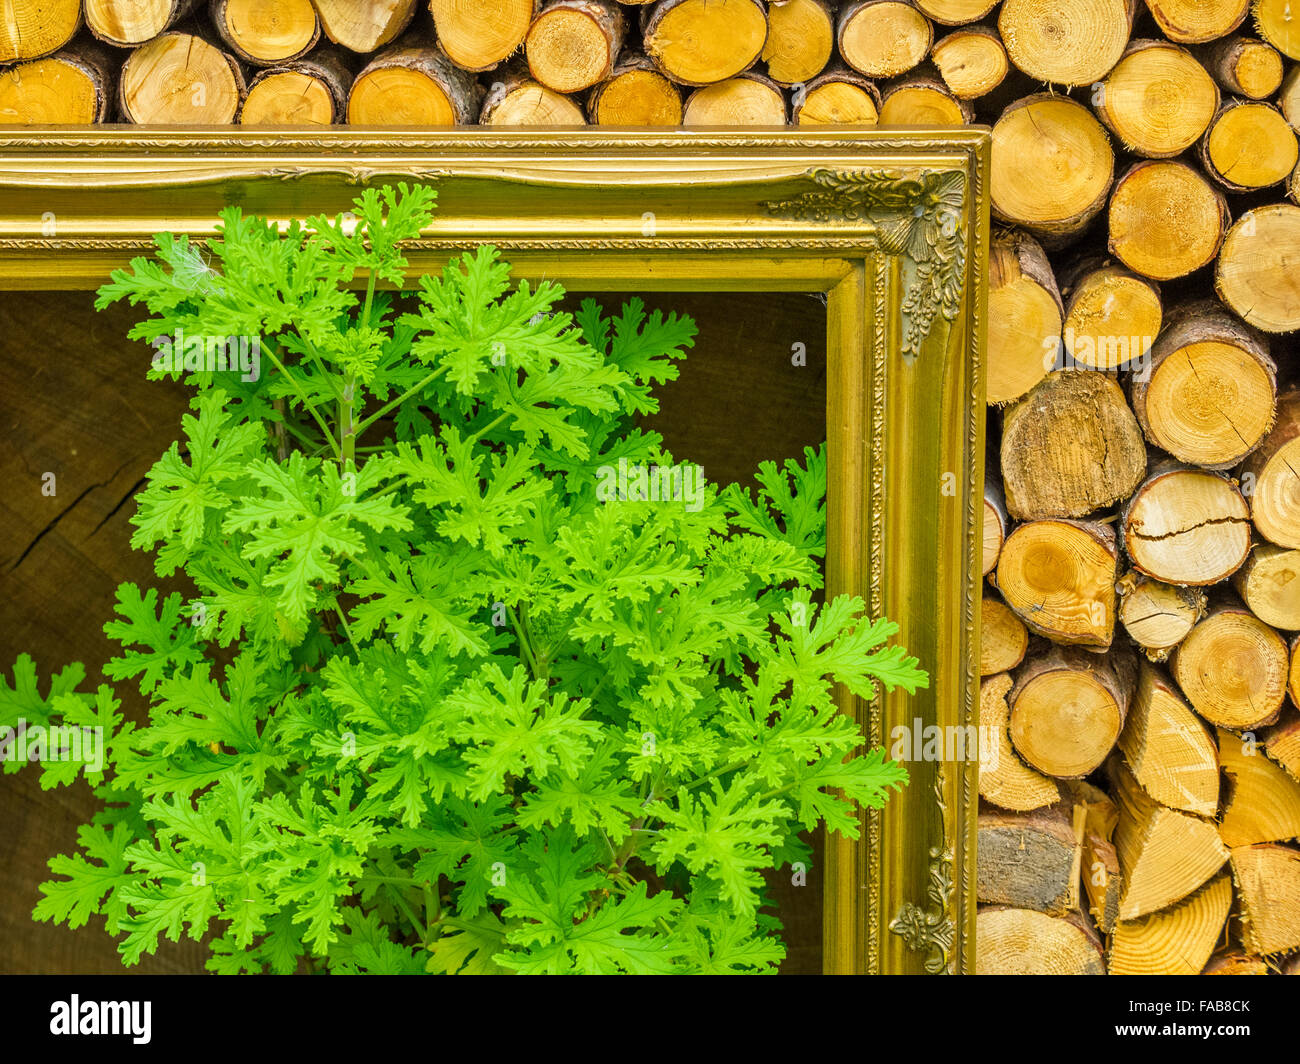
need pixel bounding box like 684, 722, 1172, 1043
2, 184, 925, 974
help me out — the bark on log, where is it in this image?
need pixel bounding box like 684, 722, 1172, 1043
1199, 35, 1284, 98
977, 806, 1081, 915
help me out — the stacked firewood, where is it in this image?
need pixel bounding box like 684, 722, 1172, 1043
4, 0, 1300, 976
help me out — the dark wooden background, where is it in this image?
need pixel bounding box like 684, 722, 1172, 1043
0, 288, 826, 974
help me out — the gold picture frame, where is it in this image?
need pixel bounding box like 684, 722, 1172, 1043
0, 127, 989, 975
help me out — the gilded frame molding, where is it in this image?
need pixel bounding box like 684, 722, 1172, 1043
0, 128, 989, 975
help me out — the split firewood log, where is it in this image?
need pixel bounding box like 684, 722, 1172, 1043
982, 468, 1008, 577
1108, 874, 1232, 975
1202, 950, 1270, 975
975, 907, 1106, 974
1118, 663, 1219, 817
1229, 843, 1300, 955
978, 672, 1061, 811
1217, 726, 1300, 847
1108, 754, 1229, 920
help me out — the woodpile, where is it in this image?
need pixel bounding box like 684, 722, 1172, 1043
2, 0, 1300, 980
974, 3, 1300, 975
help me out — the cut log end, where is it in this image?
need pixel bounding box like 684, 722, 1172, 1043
1098, 40, 1219, 159
1171, 600, 1288, 730
119, 32, 245, 125
931, 26, 1008, 99
975, 908, 1106, 974
1144, 0, 1250, 45
1108, 874, 1232, 975
1122, 466, 1251, 586
212, 0, 320, 65
682, 75, 786, 126
0, 0, 81, 63
998, 520, 1118, 649
1117, 575, 1206, 659
527, 0, 626, 93
1062, 264, 1161, 373
1229, 843, 1300, 955
1108, 160, 1228, 281
837, 1, 933, 79
998, 0, 1136, 86
761, 0, 835, 86
644, 0, 768, 86
1216, 205, 1300, 333
979, 672, 1061, 811
1201, 101, 1299, 192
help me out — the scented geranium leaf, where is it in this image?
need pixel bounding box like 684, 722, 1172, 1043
130, 390, 263, 557
102, 584, 204, 695
448, 664, 603, 803
33, 822, 137, 933
349, 545, 492, 658
403, 796, 520, 918
427, 911, 510, 975
784, 749, 909, 837
518, 740, 641, 843
37, 686, 122, 790
674, 913, 786, 974
329, 907, 426, 975
648, 778, 788, 919
574, 296, 696, 415
771, 588, 929, 705
393, 428, 550, 555
725, 444, 827, 559
306, 184, 438, 286
494, 827, 678, 975
222, 452, 413, 624
0, 656, 87, 773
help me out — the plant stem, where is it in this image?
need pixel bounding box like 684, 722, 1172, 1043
262, 340, 340, 459
339, 374, 357, 470
354, 365, 447, 435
